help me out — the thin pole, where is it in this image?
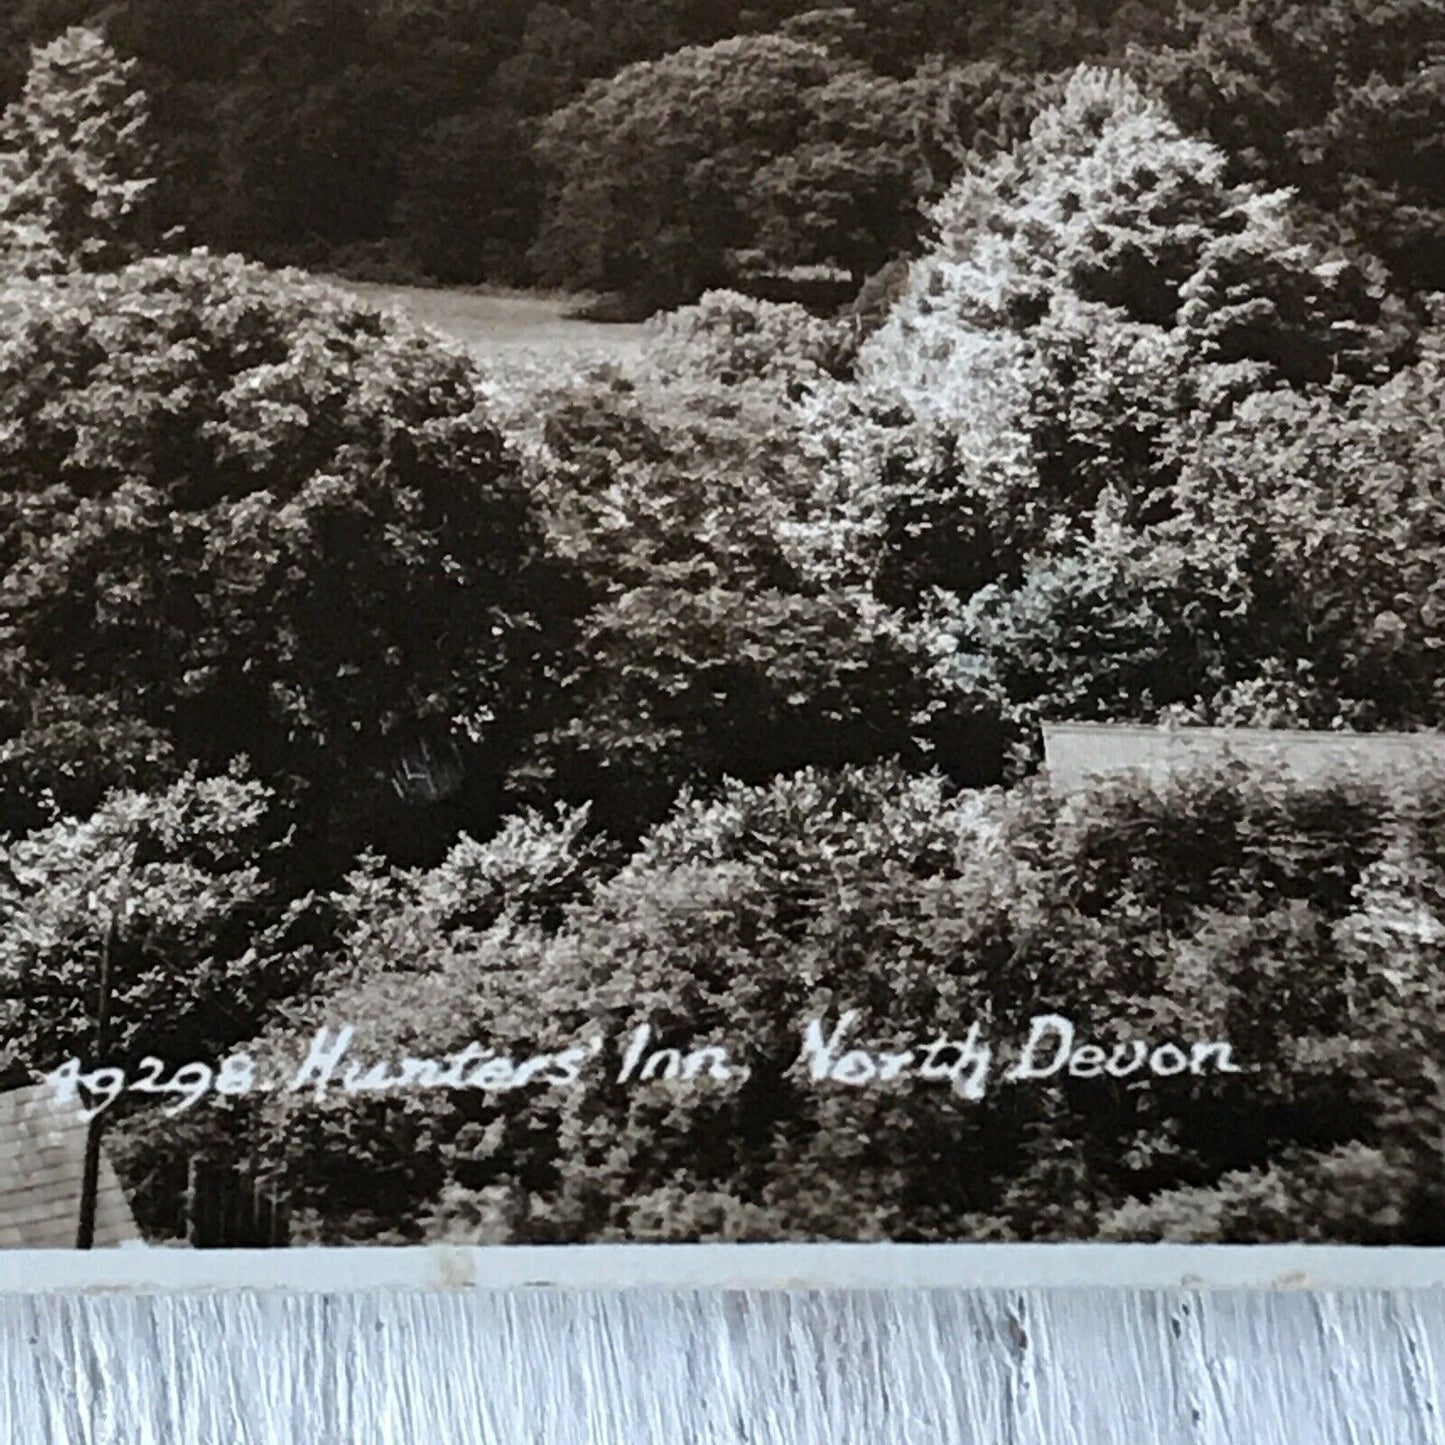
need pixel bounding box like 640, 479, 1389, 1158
185, 1154, 201, 1247
76, 874, 128, 1250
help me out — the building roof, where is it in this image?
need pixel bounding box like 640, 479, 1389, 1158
1042, 722, 1445, 794
0, 1079, 140, 1249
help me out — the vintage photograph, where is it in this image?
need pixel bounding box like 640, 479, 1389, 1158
0, 0, 1442, 1250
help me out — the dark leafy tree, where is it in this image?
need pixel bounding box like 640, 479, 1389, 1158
393, 108, 542, 285
0, 252, 572, 867
531, 32, 932, 305
1139, 0, 1445, 295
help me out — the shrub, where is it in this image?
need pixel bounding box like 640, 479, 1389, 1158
645, 290, 849, 392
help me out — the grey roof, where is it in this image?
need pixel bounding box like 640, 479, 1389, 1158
1042, 722, 1445, 794
0, 1080, 140, 1249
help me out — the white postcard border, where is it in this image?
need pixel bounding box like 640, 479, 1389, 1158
1, 1244, 1442, 1293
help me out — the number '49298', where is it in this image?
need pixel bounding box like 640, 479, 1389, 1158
43, 1053, 260, 1120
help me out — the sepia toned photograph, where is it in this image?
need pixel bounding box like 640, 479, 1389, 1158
0, 0, 1442, 1254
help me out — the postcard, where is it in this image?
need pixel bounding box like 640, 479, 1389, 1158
0, 3, 1442, 1287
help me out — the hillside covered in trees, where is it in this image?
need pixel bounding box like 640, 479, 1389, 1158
1, 0, 1441, 306
0, 6, 1444, 1247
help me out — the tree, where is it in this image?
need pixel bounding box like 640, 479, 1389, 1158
935, 494, 1260, 770
530, 32, 930, 306
513, 358, 944, 832
0, 27, 157, 274
1139, 0, 1445, 296
393, 108, 541, 285
860, 66, 1398, 433
845, 0, 1181, 72
886, 332, 1445, 774
136, 802, 606, 1237
850, 64, 1408, 585
0, 768, 312, 1070
826, 67, 1418, 775
0, 251, 571, 868
1164, 348, 1445, 730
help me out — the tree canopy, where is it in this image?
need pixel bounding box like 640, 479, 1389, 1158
0, 26, 157, 274
0, 1, 1438, 303
530, 32, 931, 305
0, 250, 571, 862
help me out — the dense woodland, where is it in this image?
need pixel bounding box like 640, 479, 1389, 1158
0, 0, 1441, 304
0, 5, 1444, 1243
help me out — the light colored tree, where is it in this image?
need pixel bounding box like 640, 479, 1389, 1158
0, 26, 157, 275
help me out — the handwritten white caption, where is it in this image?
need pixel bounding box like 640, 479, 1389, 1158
44, 1013, 1243, 1121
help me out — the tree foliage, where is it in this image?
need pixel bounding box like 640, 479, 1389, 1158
1139, 0, 1445, 296
0, 768, 312, 1069
170, 762, 1445, 1243
835, 68, 1429, 770
512, 354, 943, 831
0, 26, 157, 275
0, 251, 569, 861
4, 2, 1445, 1252
531, 33, 936, 304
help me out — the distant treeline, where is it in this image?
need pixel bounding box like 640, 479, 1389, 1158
2, 0, 1440, 305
